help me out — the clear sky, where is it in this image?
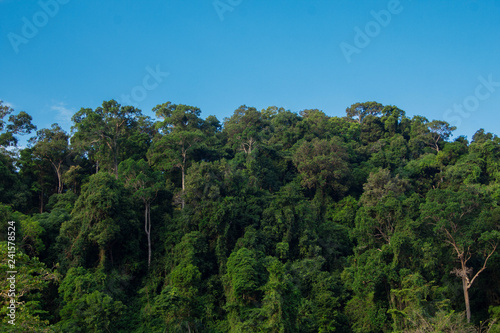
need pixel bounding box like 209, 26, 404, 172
1, 0, 500, 142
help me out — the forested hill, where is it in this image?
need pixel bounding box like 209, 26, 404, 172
1, 100, 499, 332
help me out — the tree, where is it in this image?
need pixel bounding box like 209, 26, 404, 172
360, 114, 386, 144
268, 109, 302, 149
346, 102, 384, 124
354, 168, 410, 246
421, 187, 500, 323
380, 105, 408, 136
71, 100, 146, 178
224, 105, 269, 155
29, 124, 70, 194
0, 101, 36, 148
18, 146, 56, 213
467, 132, 500, 184
359, 168, 408, 206
149, 102, 205, 208
427, 120, 456, 152
58, 172, 138, 269
297, 109, 331, 140
119, 158, 164, 268
0, 103, 37, 210
292, 137, 350, 198
0, 151, 26, 209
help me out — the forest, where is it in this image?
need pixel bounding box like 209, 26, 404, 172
0, 99, 499, 333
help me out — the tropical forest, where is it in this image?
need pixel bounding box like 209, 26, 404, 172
1, 100, 499, 333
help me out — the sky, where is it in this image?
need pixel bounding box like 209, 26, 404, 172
1, 0, 500, 143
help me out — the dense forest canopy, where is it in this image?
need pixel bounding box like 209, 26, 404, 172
1, 99, 499, 332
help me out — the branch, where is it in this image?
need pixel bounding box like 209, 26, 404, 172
464, 245, 471, 266
468, 242, 498, 289
443, 228, 463, 257
374, 226, 390, 244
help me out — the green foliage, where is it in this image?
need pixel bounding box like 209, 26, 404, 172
58, 172, 139, 270
71, 100, 150, 177
225, 247, 263, 306
1, 99, 499, 332
57, 267, 125, 332
292, 137, 350, 198
224, 105, 269, 155
0, 101, 36, 148
345, 292, 388, 333
0, 242, 59, 332
346, 101, 384, 124
260, 257, 299, 332
401, 310, 476, 333
0, 153, 28, 209
488, 306, 500, 333
29, 123, 70, 194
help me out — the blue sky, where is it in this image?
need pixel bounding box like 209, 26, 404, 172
1, 0, 500, 142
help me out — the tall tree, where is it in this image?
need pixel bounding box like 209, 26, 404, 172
18, 147, 55, 213
346, 102, 384, 124
224, 105, 269, 155
119, 158, 164, 268
29, 124, 70, 194
421, 187, 500, 323
71, 100, 145, 178
148, 102, 205, 208
427, 120, 456, 152
0, 101, 36, 148
354, 168, 410, 246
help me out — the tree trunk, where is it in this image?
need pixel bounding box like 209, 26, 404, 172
181, 164, 185, 192
57, 172, 63, 194
181, 164, 185, 209
56, 166, 63, 194
50, 161, 64, 194
463, 277, 471, 323
99, 247, 106, 268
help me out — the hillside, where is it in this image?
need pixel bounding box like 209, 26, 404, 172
1, 100, 499, 332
